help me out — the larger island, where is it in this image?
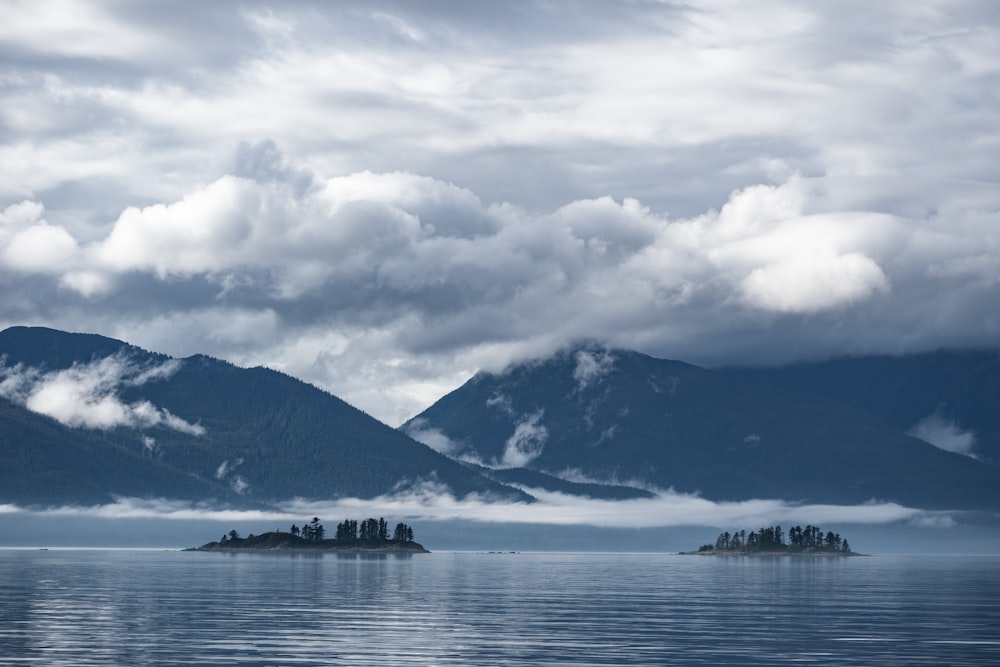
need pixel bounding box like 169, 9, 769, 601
683, 524, 861, 556
187, 517, 429, 553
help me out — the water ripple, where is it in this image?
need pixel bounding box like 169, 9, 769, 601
1, 552, 998, 666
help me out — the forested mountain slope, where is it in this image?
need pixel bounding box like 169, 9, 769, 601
721, 350, 1000, 463
405, 345, 1000, 511
0, 326, 525, 507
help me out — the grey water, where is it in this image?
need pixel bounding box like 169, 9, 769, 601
1, 550, 998, 666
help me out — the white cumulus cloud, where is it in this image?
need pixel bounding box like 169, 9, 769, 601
740, 251, 890, 313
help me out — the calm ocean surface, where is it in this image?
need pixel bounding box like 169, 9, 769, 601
1, 550, 998, 666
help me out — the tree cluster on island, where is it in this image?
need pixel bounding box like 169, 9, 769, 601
201, 516, 422, 552
695, 525, 854, 554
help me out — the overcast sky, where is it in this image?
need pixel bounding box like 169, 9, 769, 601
1, 0, 998, 425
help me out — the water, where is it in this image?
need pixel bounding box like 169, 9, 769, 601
1, 550, 998, 666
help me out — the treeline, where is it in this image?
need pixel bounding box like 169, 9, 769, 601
219, 516, 415, 544
699, 525, 852, 553
331, 517, 414, 543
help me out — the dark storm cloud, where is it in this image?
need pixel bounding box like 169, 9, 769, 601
1, 1, 998, 423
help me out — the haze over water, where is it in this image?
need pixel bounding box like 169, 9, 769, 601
2, 550, 998, 666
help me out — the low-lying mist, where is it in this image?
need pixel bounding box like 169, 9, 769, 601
3, 484, 984, 552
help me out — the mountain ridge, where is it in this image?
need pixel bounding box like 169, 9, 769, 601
405, 344, 1000, 511
5, 326, 999, 513
0, 326, 528, 508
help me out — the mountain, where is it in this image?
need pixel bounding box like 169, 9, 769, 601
0, 326, 525, 508
720, 350, 1000, 464
404, 345, 1000, 511
0, 396, 244, 507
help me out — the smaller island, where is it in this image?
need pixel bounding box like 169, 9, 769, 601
187, 517, 429, 554
683, 524, 861, 556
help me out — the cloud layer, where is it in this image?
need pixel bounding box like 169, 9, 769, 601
0, 487, 944, 532
1, 2, 998, 424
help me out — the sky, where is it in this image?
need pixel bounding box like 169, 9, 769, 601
1, 0, 998, 426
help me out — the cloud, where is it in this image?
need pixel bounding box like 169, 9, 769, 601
573, 349, 616, 392
0, 0, 172, 61
402, 418, 460, 456
0, 354, 204, 435
740, 251, 889, 313
501, 410, 548, 468
907, 411, 978, 458
212, 460, 251, 498
4, 2, 997, 214
0, 488, 950, 531
94, 176, 259, 280
3, 221, 79, 274
0, 201, 79, 275
1, 161, 998, 425
908, 513, 958, 529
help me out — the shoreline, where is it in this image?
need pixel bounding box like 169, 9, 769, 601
679, 549, 865, 557
186, 544, 429, 554
186, 530, 429, 554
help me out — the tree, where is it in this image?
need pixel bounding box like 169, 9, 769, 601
378, 517, 388, 541
303, 517, 323, 541
229, 529, 240, 540
706, 524, 854, 555
716, 531, 731, 551
393, 522, 407, 542
825, 531, 838, 551
393, 522, 415, 542
290, 524, 300, 537
361, 518, 380, 542
336, 519, 358, 541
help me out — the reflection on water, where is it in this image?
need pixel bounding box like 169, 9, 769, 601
1, 551, 999, 666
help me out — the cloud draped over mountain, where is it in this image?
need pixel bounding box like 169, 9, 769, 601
0, 354, 204, 434
2, 157, 996, 423
1, 1, 997, 424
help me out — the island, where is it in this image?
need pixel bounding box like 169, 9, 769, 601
682, 524, 861, 556
187, 517, 429, 553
